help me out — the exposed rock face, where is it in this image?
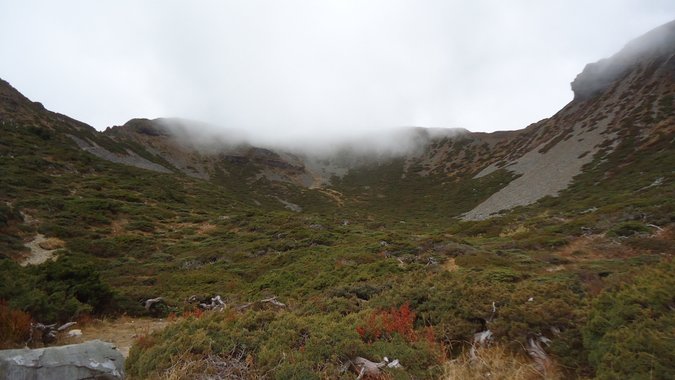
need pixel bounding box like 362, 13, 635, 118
0, 340, 125, 380
463, 119, 618, 220
571, 20, 675, 100
463, 20, 675, 220
68, 134, 172, 174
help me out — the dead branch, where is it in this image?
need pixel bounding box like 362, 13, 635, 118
30, 322, 58, 345
488, 301, 497, 322
144, 297, 164, 310
469, 330, 493, 361
198, 295, 227, 311
352, 356, 402, 379
237, 296, 287, 311
353, 357, 386, 379
57, 321, 77, 331
236, 302, 253, 311
260, 296, 286, 308
647, 223, 663, 231
527, 334, 552, 374
468, 301, 498, 361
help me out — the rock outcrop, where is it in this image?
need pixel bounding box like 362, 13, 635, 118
0, 340, 124, 380
571, 20, 675, 100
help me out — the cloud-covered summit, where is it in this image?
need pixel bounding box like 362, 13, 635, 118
1, 1, 673, 142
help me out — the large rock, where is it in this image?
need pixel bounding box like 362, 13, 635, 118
0, 340, 124, 380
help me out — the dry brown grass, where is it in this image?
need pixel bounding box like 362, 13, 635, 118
60, 316, 170, 357
197, 222, 216, 234
443, 346, 561, 380
556, 233, 644, 262
443, 258, 459, 272
110, 218, 129, 236
38, 237, 65, 250
159, 351, 256, 380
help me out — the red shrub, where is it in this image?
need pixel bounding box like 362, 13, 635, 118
182, 308, 204, 319
0, 300, 32, 349
76, 313, 94, 326
356, 303, 417, 343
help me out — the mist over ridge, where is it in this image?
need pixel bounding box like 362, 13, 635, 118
142, 117, 469, 158
2, 1, 674, 141
109, 16, 675, 161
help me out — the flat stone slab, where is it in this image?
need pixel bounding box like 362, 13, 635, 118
0, 339, 124, 379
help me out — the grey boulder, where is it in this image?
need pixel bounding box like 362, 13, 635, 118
0, 339, 124, 379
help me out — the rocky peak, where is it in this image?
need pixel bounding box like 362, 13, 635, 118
105, 118, 174, 137
571, 19, 675, 100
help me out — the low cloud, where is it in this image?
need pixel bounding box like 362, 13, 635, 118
1, 1, 673, 146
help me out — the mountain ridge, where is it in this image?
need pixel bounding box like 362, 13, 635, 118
87, 19, 674, 218
0, 18, 672, 223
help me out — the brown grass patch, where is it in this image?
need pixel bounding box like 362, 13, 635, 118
557, 234, 635, 262
443, 346, 560, 380
111, 218, 129, 236
197, 223, 216, 234
61, 316, 171, 357
38, 237, 65, 250
443, 258, 459, 272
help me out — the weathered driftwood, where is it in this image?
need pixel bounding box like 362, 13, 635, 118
144, 297, 164, 310
385, 358, 402, 369
236, 296, 287, 311
466, 301, 559, 372
353, 356, 386, 379
27, 321, 78, 346
198, 295, 227, 311
647, 223, 663, 231
31, 323, 57, 345
469, 330, 493, 361
352, 356, 402, 379
469, 301, 497, 361
260, 296, 286, 308
527, 334, 552, 373
57, 321, 77, 331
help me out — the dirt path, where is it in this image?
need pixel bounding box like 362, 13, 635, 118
20, 234, 59, 266
62, 317, 171, 357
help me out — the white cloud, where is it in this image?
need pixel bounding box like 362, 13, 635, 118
0, 0, 673, 145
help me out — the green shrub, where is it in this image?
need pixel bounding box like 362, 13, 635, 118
582, 261, 674, 379
0, 256, 116, 322
607, 221, 650, 237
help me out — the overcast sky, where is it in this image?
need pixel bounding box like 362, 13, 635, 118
1, 1, 673, 144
